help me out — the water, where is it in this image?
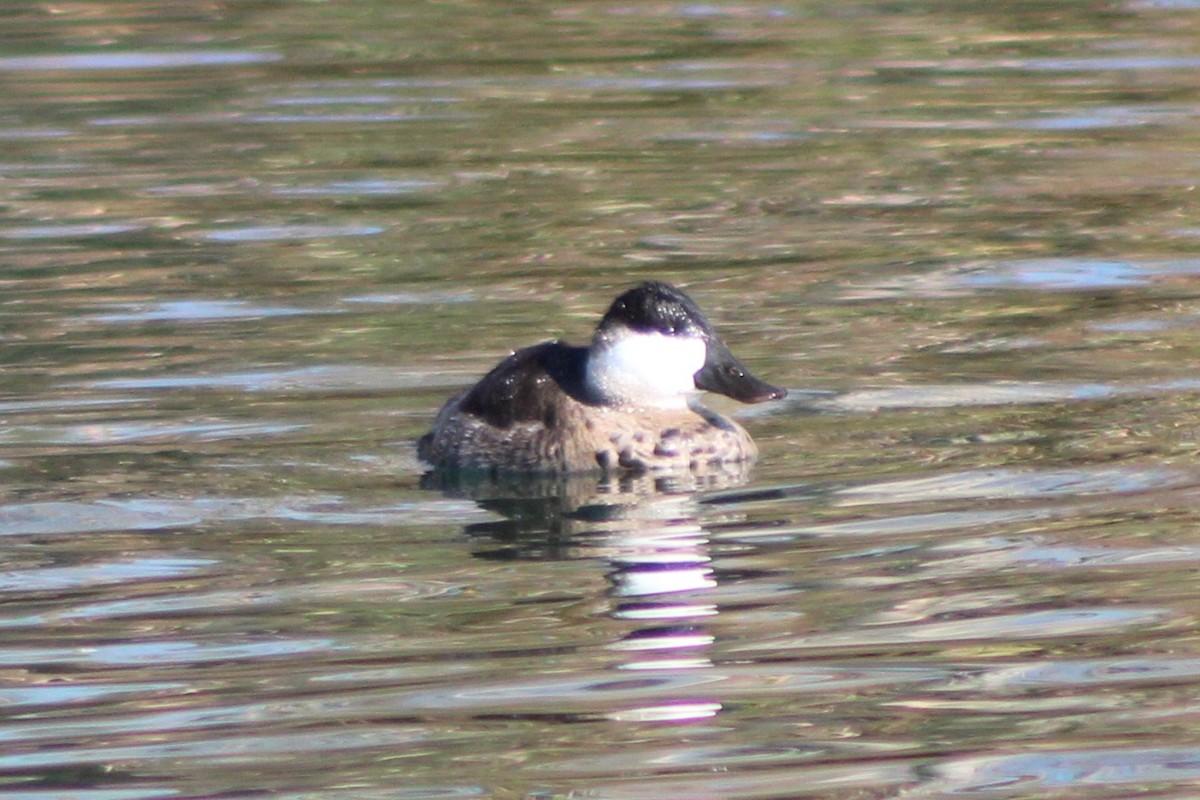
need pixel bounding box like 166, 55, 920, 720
5, 1, 1200, 797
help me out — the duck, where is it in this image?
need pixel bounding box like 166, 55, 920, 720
417, 281, 786, 474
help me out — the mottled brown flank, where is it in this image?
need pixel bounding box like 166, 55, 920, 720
417, 341, 758, 473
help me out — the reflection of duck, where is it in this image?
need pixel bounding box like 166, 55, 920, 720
424, 462, 755, 558
418, 281, 786, 473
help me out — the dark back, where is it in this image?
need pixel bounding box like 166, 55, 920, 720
458, 341, 591, 429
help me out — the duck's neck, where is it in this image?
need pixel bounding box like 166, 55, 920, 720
584, 329, 705, 409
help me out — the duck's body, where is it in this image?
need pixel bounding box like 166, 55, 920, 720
419, 340, 760, 473
418, 282, 785, 474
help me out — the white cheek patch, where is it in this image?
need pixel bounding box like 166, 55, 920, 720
587, 332, 706, 408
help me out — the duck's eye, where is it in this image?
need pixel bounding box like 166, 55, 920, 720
726, 366, 744, 377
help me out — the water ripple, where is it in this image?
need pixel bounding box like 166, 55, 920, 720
89, 112, 474, 127
854, 258, 1200, 297
394, 662, 946, 714
926, 746, 1200, 794
575, 761, 917, 799
200, 224, 385, 242
876, 55, 1200, 72
756, 377, 1200, 416
964, 656, 1200, 692
84, 364, 467, 392
0, 222, 143, 240
0, 556, 215, 592
835, 466, 1189, 506
924, 537, 1200, 573
0, 495, 490, 537
0, 790, 175, 800
0, 638, 340, 668
88, 300, 326, 324
0, 419, 305, 446
754, 507, 1061, 540
0, 51, 281, 71
271, 179, 442, 197
535, 740, 907, 778
0, 681, 187, 711
748, 606, 1171, 653
1, 579, 465, 629
0, 728, 431, 770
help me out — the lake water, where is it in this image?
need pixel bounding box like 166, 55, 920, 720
6, 1, 1200, 798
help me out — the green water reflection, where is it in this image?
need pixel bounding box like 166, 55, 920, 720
5, 0, 1200, 798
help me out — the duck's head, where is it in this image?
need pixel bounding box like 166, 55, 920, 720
585, 281, 787, 409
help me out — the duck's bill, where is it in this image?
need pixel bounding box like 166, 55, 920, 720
694, 340, 787, 404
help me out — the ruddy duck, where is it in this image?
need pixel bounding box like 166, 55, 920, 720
418, 281, 786, 473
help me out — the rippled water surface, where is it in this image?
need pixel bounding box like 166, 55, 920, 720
7, 1, 1200, 798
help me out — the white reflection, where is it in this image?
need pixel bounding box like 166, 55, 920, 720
434, 466, 750, 725
609, 632, 715, 652
612, 565, 716, 597
620, 658, 713, 670
613, 604, 718, 621
607, 702, 722, 723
